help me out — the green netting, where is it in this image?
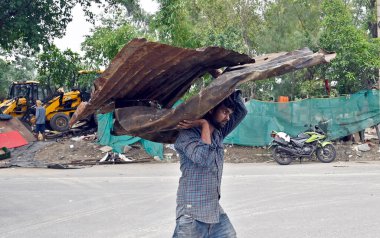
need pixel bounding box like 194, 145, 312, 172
225, 90, 380, 146
97, 113, 163, 159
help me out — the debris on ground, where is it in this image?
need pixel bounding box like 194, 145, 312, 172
123, 145, 132, 153
0, 147, 11, 160
357, 143, 371, 152
0, 130, 29, 148
1, 128, 379, 169
99, 146, 113, 153
47, 163, 83, 169
0, 117, 35, 142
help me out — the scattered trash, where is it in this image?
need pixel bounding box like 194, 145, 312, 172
123, 145, 132, 153
98, 152, 134, 163
38, 132, 44, 141
71, 121, 87, 129
71, 136, 84, 142
47, 163, 82, 169
131, 145, 141, 149
69, 144, 74, 149
83, 134, 96, 141
99, 146, 113, 153
153, 156, 161, 161
164, 153, 173, 160
0, 147, 11, 160
165, 144, 175, 150
119, 153, 133, 162
99, 152, 109, 162
0, 130, 29, 148
357, 143, 371, 152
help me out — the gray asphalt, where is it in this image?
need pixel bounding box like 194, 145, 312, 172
1, 161, 380, 238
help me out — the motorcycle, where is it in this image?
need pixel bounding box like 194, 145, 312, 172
269, 125, 336, 165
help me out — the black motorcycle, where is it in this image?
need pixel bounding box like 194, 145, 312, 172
269, 125, 336, 165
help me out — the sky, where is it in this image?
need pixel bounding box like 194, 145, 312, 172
54, 0, 159, 54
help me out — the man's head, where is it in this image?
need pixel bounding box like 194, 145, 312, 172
204, 95, 235, 129
36, 100, 42, 107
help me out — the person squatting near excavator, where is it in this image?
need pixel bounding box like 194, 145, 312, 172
173, 90, 247, 238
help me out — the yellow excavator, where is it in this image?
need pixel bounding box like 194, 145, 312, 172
0, 70, 101, 131
0, 81, 85, 131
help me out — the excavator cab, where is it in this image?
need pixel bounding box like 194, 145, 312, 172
0, 81, 41, 117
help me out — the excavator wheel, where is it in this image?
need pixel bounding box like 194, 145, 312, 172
50, 113, 70, 132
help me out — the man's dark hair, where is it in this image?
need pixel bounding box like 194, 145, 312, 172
201, 94, 236, 129
216, 94, 236, 111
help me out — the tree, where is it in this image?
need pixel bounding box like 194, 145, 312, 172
82, 22, 143, 67
246, 0, 325, 100
319, 0, 380, 94
153, 0, 262, 52
36, 45, 82, 95
81, 0, 156, 67
79, 0, 379, 100
0, 57, 36, 99
351, 0, 377, 37
0, 0, 117, 53
257, 0, 322, 53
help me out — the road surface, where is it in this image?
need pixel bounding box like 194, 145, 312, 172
1, 161, 380, 238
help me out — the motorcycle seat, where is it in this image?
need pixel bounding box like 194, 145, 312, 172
291, 138, 307, 143
297, 133, 309, 139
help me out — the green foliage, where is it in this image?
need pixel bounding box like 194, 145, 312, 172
153, 0, 262, 53
152, 0, 198, 47
81, 1, 156, 67
36, 45, 83, 94
4, 0, 378, 102
319, 0, 380, 94
257, 0, 322, 53
250, 0, 326, 100
0, 57, 36, 99
0, 0, 117, 53
82, 23, 142, 67
351, 0, 377, 36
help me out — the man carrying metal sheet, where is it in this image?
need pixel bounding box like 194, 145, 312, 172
173, 90, 247, 238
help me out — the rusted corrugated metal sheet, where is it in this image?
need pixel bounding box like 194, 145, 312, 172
70, 39, 336, 143
113, 48, 336, 143
70, 38, 254, 125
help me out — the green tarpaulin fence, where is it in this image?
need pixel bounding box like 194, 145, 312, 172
97, 113, 163, 159
225, 90, 380, 146
97, 90, 379, 151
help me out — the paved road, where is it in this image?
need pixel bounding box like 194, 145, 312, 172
1, 161, 380, 238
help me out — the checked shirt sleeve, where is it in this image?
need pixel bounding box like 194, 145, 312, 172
220, 90, 248, 138
174, 128, 214, 167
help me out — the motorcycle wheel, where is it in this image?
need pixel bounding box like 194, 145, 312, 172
316, 144, 336, 163
272, 147, 292, 165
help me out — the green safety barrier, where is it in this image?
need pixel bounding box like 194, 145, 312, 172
96, 91, 379, 150
225, 90, 380, 146
97, 113, 163, 159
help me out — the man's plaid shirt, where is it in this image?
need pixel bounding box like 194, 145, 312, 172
174, 92, 247, 224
